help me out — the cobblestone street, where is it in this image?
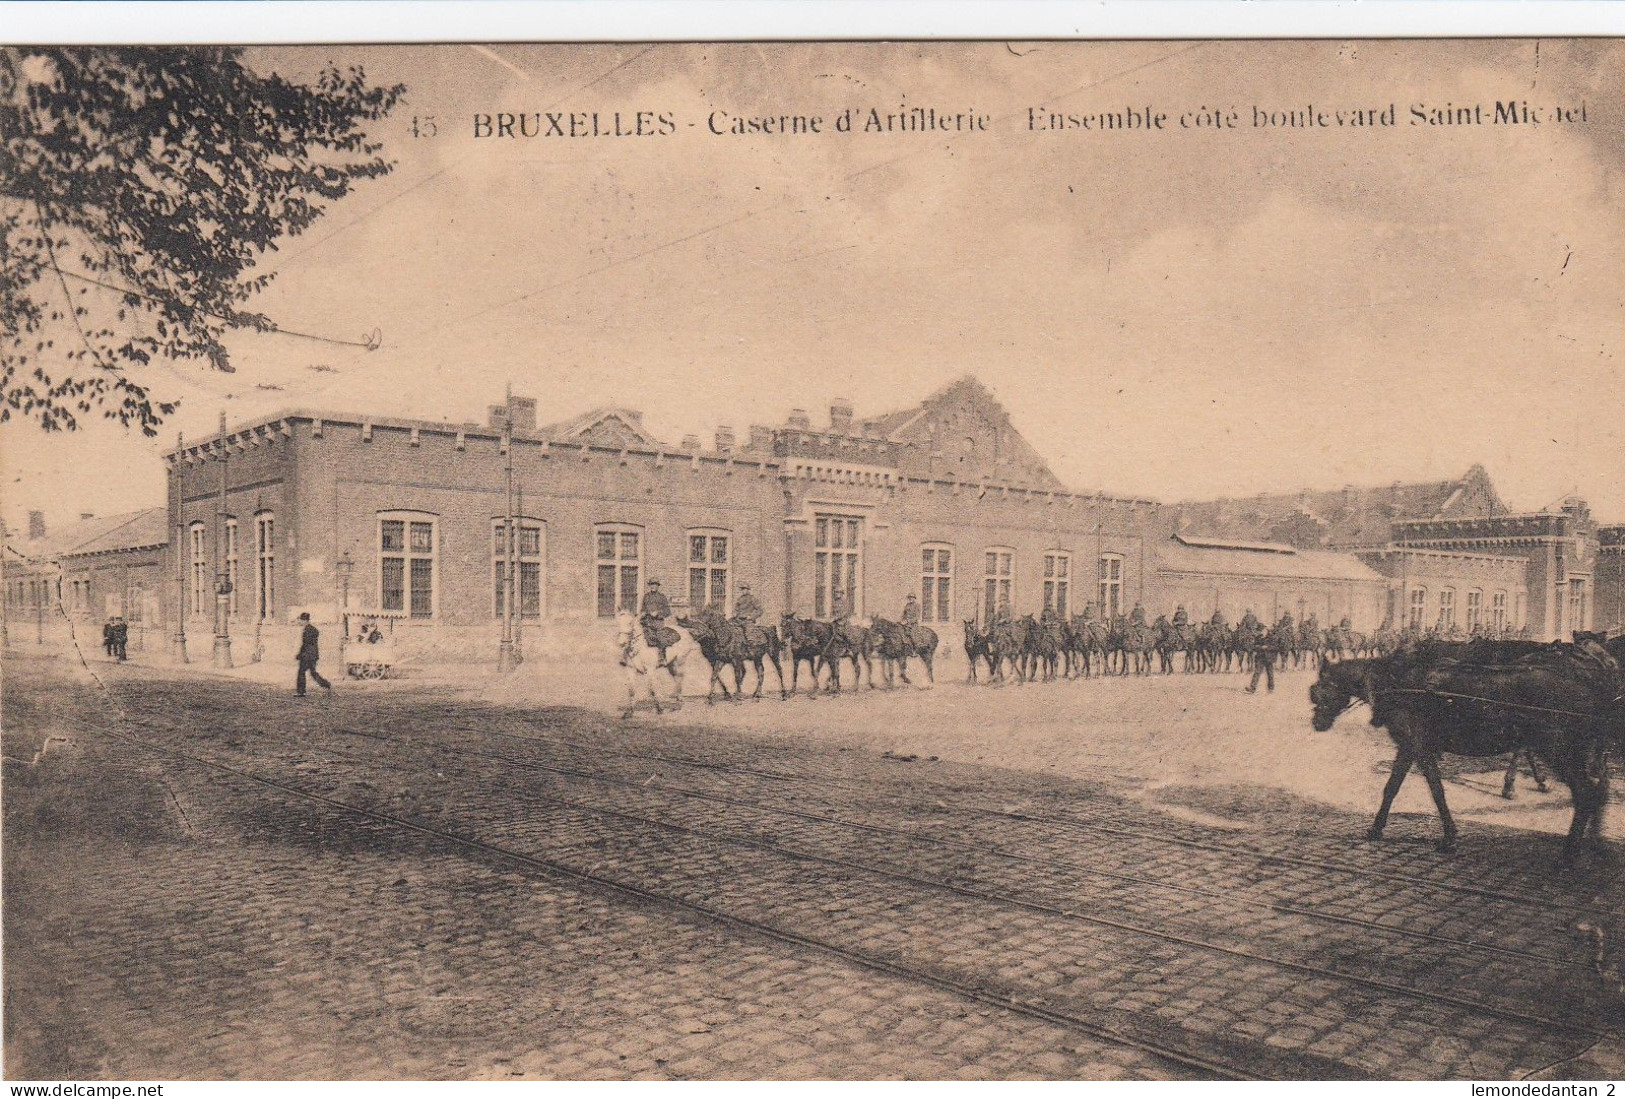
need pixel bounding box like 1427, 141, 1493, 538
5, 651, 1623, 1080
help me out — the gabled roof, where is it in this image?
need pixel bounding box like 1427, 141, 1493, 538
537, 407, 665, 448
8, 508, 168, 560
857, 375, 1066, 492
1176, 465, 1506, 550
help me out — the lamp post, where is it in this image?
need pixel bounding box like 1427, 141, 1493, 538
497, 399, 521, 673
336, 549, 353, 675
210, 413, 233, 668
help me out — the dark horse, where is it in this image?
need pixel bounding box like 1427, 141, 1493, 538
1065, 615, 1108, 678
679, 611, 788, 701
779, 612, 830, 697
869, 617, 938, 687
963, 618, 1023, 684
1309, 646, 1620, 866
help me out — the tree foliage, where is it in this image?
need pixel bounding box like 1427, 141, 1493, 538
0, 47, 403, 434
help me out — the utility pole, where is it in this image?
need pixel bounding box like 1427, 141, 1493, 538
170, 432, 189, 662
497, 386, 520, 673
212, 412, 233, 668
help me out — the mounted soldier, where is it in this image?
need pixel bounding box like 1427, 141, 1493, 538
1238, 608, 1260, 633
638, 579, 678, 669
1128, 602, 1147, 628
1172, 605, 1190, 629
733, 583, 764, 627
901, 592, 922, 647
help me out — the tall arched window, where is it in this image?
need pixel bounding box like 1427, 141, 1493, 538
1098, 553, 1124, 619
983, 547, 1015, 619
595, 523, 642, 617
1408, 586, 1427, 631
379, 511, 437, 619
921, 543, 954, 623
254, 513, 276, 620
1438, 587, 1456, 629
687, 528, 731, 614
1466, 589, 1482, 631
224, 517, 239, 616
493, 518, 546, 620
188, 521, 208, 617
814, 515, 863, 619
1043, 551, 1072, 616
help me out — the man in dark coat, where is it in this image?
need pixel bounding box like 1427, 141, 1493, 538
733, 584, 764, 625
295, 612, 332, 696
1247, 620, 1284, 694
639, 579, 675, 668
112, 616, 128, 661
102, 618, 116, 657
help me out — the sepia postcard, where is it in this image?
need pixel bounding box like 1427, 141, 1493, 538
3, 30, 1625, 1085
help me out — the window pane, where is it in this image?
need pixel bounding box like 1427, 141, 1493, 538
815, 552, 828, 617
598, 532, 617, 560
619, 565, 639, 613
937, 577, 950, 622
711, 538, 727, 565
831, 522, 843, 550
1058, 557, 1069, 578
620, 532, 638, 559
923, 549, 934, 573
691, 535, 707, 563
382, 558, 405, 611
520, 527, 541, 557
410, 522, 433, 553
520, 561, 541, 617
690, 568, 708, 609
816, 518, 828, 548
711, 569, 726, 608
381, 520, 404, 552
410, 558, 433, 617
1045, 557, 1054, 578
597, 564, 616, 616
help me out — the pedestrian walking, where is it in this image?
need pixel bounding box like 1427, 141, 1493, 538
1247, 621, 1285, 694
295, 612, 332, 696
113, 616, 128, 661
102, 618, 116, 658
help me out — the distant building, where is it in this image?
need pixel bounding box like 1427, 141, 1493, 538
3, 507, 168, 639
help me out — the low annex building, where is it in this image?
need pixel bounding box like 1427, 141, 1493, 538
17, 376, 1614, 667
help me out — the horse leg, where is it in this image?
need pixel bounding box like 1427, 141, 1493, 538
1416, 756, 1458, 853
923, 651, 934, 683
1501, 751, 1519, 799
1527, 749, 1549, 792
770, 652, 788, 700
1369, 745, 1414, 840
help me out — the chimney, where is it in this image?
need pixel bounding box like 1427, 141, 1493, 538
714, 425, 736, 453
508, 396, 537, 432
748, 425, 775, 451
787, 409, 811, 431
28, 510, 46, 540
488, 404, 511, 429
829, 398, 854, 434
680, 434, 701, 451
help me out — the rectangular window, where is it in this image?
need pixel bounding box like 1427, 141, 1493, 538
1098, 554, 1124, 620
814, 515, 862, 618
1409, 587, 1427, 630
255, 514, 276, 620
224, 518, 239, 616
189, 523, 208, 616
921, 546, 953, 623
1570, 580, 1588, 633
596, 528, 641, 617
688, 532, 730, 614
1466, 589, 1482, 630
1438, 588, 1456, 629
1043, 552, 1071, 617
380, 515, 435, 618
494, 520, 545, 619
1492, 590, 1507, 630
983, 549, 1014, 620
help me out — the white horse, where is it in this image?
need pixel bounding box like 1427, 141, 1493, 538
614, 610, 697, 718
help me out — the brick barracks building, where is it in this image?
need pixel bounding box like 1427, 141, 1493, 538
11, 376, 1617, 666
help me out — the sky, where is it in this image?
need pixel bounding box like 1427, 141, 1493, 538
5, 39, 1623, 535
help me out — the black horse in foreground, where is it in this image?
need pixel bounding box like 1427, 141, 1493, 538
1309, 641, 1622, 866
679, 612, 788, 702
